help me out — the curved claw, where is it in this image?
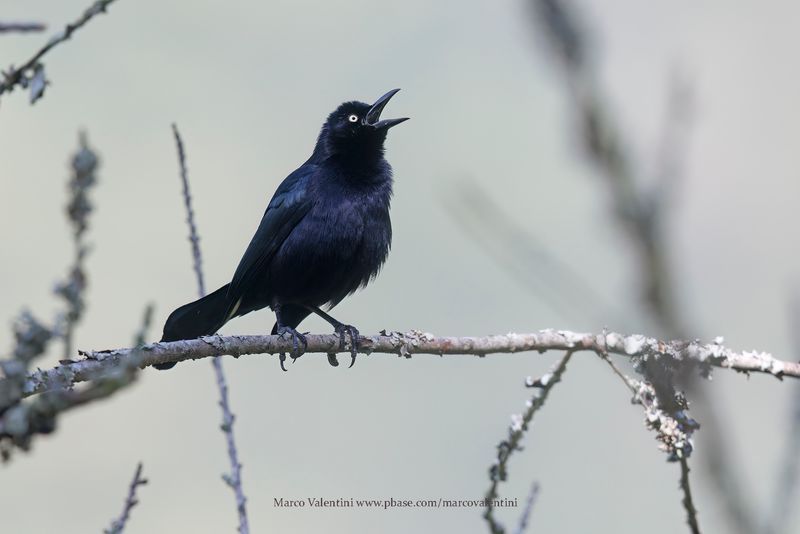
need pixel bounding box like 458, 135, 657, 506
277, 326, 307, 370
334, 324, 360, 369
327, 353, 339, 367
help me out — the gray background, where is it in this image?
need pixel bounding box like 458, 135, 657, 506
2, 0, 799, 532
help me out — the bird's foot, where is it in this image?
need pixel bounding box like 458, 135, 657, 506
333, 323, 360, 368
277, 326, 307, 371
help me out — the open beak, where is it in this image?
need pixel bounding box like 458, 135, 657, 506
364, 88, 409, 130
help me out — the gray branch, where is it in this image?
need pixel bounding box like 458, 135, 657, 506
12, 329, 798, 401
104, 462, 147, 534
485, 352, 572, 534
0, 0, 121, 103
764, 296, 800, 534
680, 457, 702, 534
514, 482, 540, 534
0, 22, 46, 33
598, 350, 701, 530
171, 124, 249, 534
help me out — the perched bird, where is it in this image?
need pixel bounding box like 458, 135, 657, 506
157, 89, 407, 371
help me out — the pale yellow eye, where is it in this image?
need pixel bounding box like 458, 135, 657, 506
348, 114, 359, 123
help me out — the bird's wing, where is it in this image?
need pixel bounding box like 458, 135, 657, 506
226, 165, 315, 303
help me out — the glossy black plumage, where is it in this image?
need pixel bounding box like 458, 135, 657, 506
157, 89, 407, 370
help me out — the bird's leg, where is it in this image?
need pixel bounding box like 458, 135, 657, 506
275, 306, 307, 371
306, 306, 360, 368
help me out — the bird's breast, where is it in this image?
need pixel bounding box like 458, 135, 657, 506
267, 185, 391, 306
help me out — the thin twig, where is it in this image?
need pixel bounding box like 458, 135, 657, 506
0, 22, 46, 33
445, 178, 626, 326
172, 124, 205, 297
104, 462, 147, 534
484, 351, 573, 533
133, 304, 154, 348
0, 0, 121, 103
652, 71, 694, 214
513, 482, 540, 534
171, 124, 249, 534
679, 457, 702, 534
764, 297, 800, 534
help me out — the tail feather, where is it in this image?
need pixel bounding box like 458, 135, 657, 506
155, 284, 234, 370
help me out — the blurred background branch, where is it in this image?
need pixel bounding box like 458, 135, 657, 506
57, 131, 97, 359
0, 22, 46, 34
763, 297, 800, 534
519, 0, 758, 531
513, 482, 540, 534
0, 134, 155, 461
0, 0, 120, 104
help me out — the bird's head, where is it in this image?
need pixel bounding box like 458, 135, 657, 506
317, 89, 408, 159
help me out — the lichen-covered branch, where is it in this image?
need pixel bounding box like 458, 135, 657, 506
597, 351, 701, 531
0, 0, 121, 104
0, 349, 141, 459
171, 123, 249, 534
0, 304, 152, 458
104, 462, 147, 534
57, 131, 99, 359
484, 351, 573, 534
0, 135, 106, 460
10, 329, 797, 400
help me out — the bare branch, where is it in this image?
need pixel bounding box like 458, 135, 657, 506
0, 22, 46, 33
171, 124, 205, 297
484, 351, 573, 534
764, 297, 800, 534
10, 329, 798, 400
679, 457, 702, 534
171, 124, 249, 534
513, 482, 540, 534
104, 462, 147, 534
0, 0, 121, 104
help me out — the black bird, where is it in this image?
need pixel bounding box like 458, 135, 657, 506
157, 89, 407, 371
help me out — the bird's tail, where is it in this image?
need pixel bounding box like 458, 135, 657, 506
155, 284, 235, 370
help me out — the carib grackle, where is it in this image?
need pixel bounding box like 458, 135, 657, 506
157, 89, 407, 371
